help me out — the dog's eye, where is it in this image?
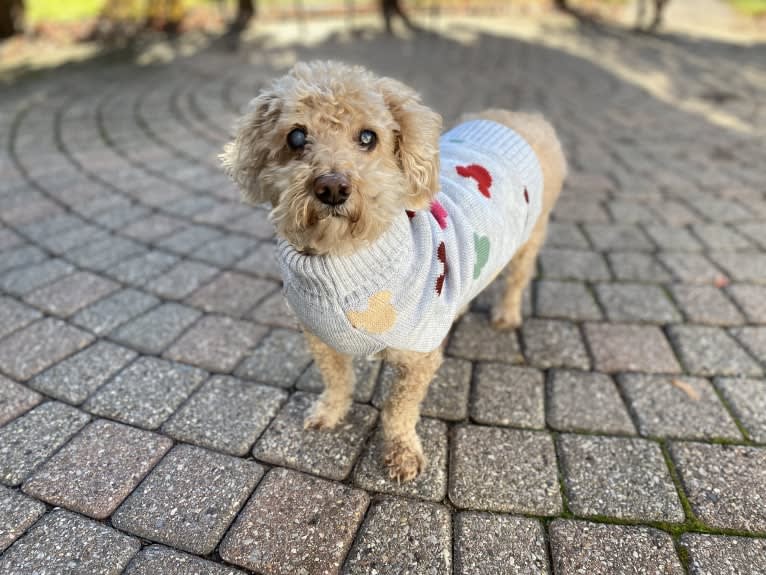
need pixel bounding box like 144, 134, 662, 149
287, 128, 307, 150
359, 129, 377, 151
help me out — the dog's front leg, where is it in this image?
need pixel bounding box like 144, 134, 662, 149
303, 330, 355, 430
381, 348, 442, 482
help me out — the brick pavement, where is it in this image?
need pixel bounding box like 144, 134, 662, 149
0, 10, 765, 575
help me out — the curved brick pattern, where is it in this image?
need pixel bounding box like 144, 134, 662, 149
22, 420, 172, 519
220, 468, 369, 575
549, 520, 684, 575
113, 445, 263, 555
2, 9, 766, 571
343, 497, 451, 575
0, 509, 140, 575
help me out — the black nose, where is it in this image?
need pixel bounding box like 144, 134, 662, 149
313, 173, 350, 206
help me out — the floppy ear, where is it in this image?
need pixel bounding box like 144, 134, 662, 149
376, 77, 442, 210
220, 91, 283, 205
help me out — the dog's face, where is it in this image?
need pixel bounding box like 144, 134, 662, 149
222, 61, 442, 255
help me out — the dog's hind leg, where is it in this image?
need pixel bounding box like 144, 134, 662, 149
380, 347, 442, 482
303, 330, 355, 430
491, 216, 548, 329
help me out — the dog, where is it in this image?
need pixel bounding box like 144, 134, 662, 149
222, 61, 566, 482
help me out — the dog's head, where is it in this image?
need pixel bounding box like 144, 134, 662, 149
221, 61, 442, 255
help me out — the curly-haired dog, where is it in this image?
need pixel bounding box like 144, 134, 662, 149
222, 61, 566, 481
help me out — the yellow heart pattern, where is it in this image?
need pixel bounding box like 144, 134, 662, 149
346, 291, 397, 334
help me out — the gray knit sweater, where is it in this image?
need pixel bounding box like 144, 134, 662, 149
278, 119, 543, 355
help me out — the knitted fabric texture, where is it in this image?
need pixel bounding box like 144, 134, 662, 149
278, 119, 544, 355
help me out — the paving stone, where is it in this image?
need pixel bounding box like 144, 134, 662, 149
164, 315, 267, 372
608, 200, 656, 223
454, 512, 548, 575
549, 519, 684, 575
84, 357, 207, 429
0, 245, 47, 274
608, 251, 672, 282
224, 208, 276, 239
644, 224, 703, 251
0, 227, 23, 252
145, 260, 221, 300
67, 236, 145, 271
29, 341, 137, 405
155, 224, 223, 254
233, 240, 282, 280
681, 533, 766, 575
373, 357, 471, 421
254, 392, 377, 480
447, 312, 523, 363
727, 284, 766, 323
558, 434, 684, 522
710, 252, 766, 283
668, 325, 762, 377
715, 377, 766, 442
669, 442, 766, 531
521, 318, 591, 369
659, 252, 726, 284
552, 198, 610, 223
618, 373, 740, 440
110, 302, 201, 354
0, 402, 90, 486
71, 288, 159, 335
539, 248, 611, 281
0, 258, 76, 296
0, 375, 42, 426
584, 223, 655, 251
119, 213, 185, 241
220, 467, 369, 575
692, 223, 752, 250
113, 444, 262, 555
585, 322, 681, 373
0, 296, 41, 340
730, 326, 766, 362
105, 250, 179, 285
124, 545, 247, 575
535, 280, 602, 321
297, 357, 381, 403
194, 234, 253, 267
249, 290, 302, 329
450, 425, 561, 514
471, 274, 533, 316
547, 369, 635, 434
0, 509, 140, 575
470, 363, 544, 428
187, 271, 277, 316
0, 318, 94, 381
344, 497, 451, 575
352, 417, 447, 501
670, 284, 745, 326
23, 271, 119, 317
0, 485, 46, 552
235, 328, 313, 387
163, 375, 287, 455
595, 282, 681, 323
22, 420, 172, 519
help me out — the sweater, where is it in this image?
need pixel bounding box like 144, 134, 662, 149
278, 119, 543, 355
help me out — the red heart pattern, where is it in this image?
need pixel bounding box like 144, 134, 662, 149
456, 164, 492, 198
435, 241, 447, 296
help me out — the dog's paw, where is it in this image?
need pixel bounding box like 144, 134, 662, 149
303, 402, 346, 431
384, 438, 426, 482
491, 308, 522, 330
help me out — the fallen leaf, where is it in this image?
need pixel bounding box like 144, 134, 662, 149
713, 275, 730, 288
671, 379, 701, 401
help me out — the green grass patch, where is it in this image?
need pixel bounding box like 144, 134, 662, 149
728, 0, 766, 16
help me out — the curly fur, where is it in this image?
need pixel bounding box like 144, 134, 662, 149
223, 61, 566, 482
